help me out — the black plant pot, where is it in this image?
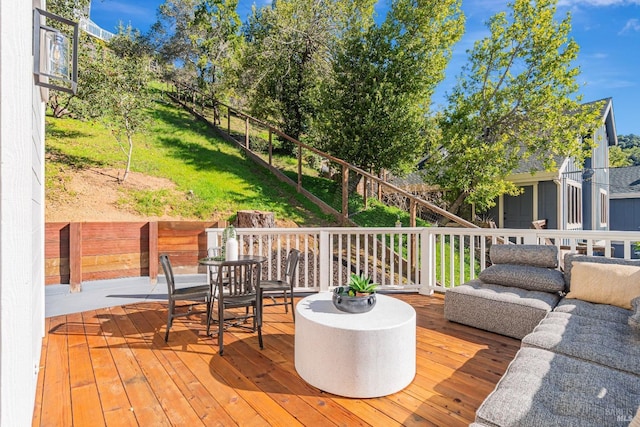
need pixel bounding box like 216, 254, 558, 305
332, 287, 377, 313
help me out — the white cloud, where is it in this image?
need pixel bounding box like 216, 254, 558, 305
586, 52, 609, 59
619, 18, 640, 34
91, 1, 150, 19
559, 0, 640, 6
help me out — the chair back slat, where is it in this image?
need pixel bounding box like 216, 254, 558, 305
217, 260, 259, 298
284, 249, 301, 284
160, 254, 176, 294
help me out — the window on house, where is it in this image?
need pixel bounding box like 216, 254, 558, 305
600, 189, 608, 226
567, 183, 582, 225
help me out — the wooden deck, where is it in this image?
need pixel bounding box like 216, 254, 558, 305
33, 293, 520, 426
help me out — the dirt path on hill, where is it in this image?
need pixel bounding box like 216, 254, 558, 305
45, 167, 301, 227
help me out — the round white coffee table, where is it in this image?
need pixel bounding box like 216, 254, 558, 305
294, 292, 416, 398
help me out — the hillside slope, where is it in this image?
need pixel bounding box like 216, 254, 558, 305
45, 99, 333, 226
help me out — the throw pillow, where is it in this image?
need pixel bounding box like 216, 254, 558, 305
563, 253, 640, 291
489, 244, 558, 268
478, 264, 565, 293
566, 262, 640, 310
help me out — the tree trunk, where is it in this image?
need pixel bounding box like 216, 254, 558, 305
448, 191, 469, 217
236, 210, 275, 228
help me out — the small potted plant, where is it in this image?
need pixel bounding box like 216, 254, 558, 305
347, 272, 378, 296
332, 273, 378, 313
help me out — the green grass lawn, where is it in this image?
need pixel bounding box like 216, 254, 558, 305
45, 98, 333, 225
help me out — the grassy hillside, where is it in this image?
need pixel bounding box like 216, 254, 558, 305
45, 96, 335, 226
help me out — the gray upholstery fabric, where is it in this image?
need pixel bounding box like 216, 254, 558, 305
475, 347, 640, 427
629, 296, 640, 332
444, 280, 561, 339
564, 253, 640, 290
554, 298, 633, 325
522, 311, 640, 375
479, 264, 565, 293
490, 244, 559, 268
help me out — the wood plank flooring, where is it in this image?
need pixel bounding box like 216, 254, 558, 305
33, 293, 520, 426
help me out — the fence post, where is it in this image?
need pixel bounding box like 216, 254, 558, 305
245, 116, 250, 149
149, 221, 158, 284
363, 176, 368, 209
319, 230, 330, 291
227, 106, 231, 134
69, 222, 82, 292
342, 165, 349, 224
268, 129, 273, 166
297, 143, 302, 192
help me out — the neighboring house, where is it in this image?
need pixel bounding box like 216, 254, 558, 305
1, 1, 48, 425
609, 165, 640, 232
486, 98, 618, 231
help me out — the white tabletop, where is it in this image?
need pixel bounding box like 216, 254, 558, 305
296, 291, 415, 331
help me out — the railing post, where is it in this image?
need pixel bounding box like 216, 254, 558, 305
149, 221, 158, 284
410, 199, 417, 268
268, 129, 273, 166
419, 228, 435, 295
297, 143, 302, 192
319, 230, 330, 291
409, 199, 417, 228
363, 176, 368, 209
342, 165, 349, 224
245, 116, 250, 149
523, 229, 537, 244
69, 222, 82, 292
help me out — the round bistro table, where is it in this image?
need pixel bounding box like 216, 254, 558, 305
294, 292, 416, 398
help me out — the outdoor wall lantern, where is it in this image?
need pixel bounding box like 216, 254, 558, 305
33, 8, 79, 94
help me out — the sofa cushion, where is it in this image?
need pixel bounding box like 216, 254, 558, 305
522, 311, 640, 376
475, 347, 640, 427
564, 253, 640, 291
490, 244, 559, 268
565, 261, 640, 310
554, 298, 632, 325
444, 279, 561, 339
479, 264, 565, 293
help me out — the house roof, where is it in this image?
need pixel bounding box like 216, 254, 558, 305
609, 165, 640, 195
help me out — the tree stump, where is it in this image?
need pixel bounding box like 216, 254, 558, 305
236, 210, 275, 228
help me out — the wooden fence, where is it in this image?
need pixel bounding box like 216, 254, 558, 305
166, 81, 478, 229
45, 221, 226, 291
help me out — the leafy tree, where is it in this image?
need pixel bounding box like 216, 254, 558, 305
190, 0, 241, 93
424, 0, 600, 215
151, 0, 241, 105
618, 134, 640, 149
609, 145, 633, 167
79, 26, 154, 182
150, 0, 200, 82
239, 0, 366, 151
314, 0, 463, 176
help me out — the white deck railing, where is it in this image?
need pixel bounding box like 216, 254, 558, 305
206, 227, 640, 294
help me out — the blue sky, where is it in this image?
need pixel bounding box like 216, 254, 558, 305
89, 0, 640, 135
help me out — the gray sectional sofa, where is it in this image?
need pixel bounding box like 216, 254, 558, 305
444, 245, 640, 426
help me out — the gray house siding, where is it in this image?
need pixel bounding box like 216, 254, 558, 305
583, 119, 612, 231
610, 198, 640, 231
609, 165, 640, 233
537, 181, 558, 229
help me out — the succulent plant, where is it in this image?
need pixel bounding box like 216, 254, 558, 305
348, 272, 378, 295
